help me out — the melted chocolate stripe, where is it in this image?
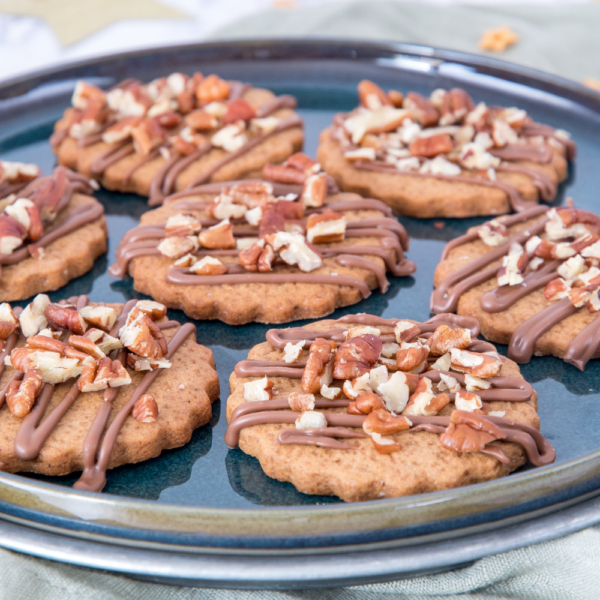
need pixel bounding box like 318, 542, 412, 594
235, 360, 307, 378
490, 144, 553, 164
564, 318, 600, 371
230, 398, 350, 421
480, 261, 560, 313
431, 219, 548, 314
74, 322, 196, 493
166, 268, 372, 298
508, 298, 578, 363
497, 165, 556, 203
277, 428, 365, 450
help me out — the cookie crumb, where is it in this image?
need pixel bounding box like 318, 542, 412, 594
434, 221, 445, 230
479, 26, 518, 53
178, 384, 185, 390
566, 197, 574, 207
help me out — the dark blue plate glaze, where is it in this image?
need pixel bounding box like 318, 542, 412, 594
0, 41, 600, 580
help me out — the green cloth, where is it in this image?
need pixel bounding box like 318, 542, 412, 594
211, 1, 600, 83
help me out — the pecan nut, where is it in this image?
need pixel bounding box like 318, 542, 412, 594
198, 219, 236, 249
347, 391, 386, 415
427, 325, 472, 356
439, 410, 506, 453
369, 432, 401, 455
44, 303, 88, 334
120, 309, 168, 359
306, 209, 346, 244
78, 305, 118, 332
396, 342, 429, 372
409, 133, 453, 158
333, 334, 382, 380
301, 173, 328, 208
288, 392, 316, 412
363, 408, 412, 435
6, 369, 43, 418
301, 337, 336, 393
132, 394, 159, 423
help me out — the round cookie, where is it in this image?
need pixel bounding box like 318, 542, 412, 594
110, 157, 416, 325
432, 204, 600, 369
317, 81, 574, 219
0, 296, 219, 493
0, 163, 107, 301
52, 74, 304, 205
225, 313, 554, 502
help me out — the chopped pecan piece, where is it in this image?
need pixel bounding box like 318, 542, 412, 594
185, 109, 219, 130
358, 80, 392, 110
19, 294, 50, 337
404, 92, 440, 127
6, 369, 43, 418
132, 394, 159, 423
165, 213, 202, 237
79, 357, 131, 392
439, 410, 506, 453
286, 153, 321, 176
363, 408, 412, 435
427, 325, 472, 356
0, 215, 25, 255
396, 342, 429, 372
268, 231, 322, 272
229, 181, 274, 208
223, 98, 256, 124
409, 133, 453, 158
347, 390, 386, 415
370, 432, 401, 455
333, 334, 382, 380
258, 207, 286, 238
394, 321, 420, 343
450, 349, 501, 377
301, 172, 328, 208
9, 348, 85, 383
158, 235, 199, 259
135, 300, 167, 321
78, 305, 118, 332
288, 392, 316, 412
69, 335, 105, 360
0, 302, 17, 340
263, 163, 306, 185
454, 390, 483, 412
243, 376, 274, 402
377, 371, 411, 413
190, 256, 228, 276
403, 377, 449, 417
301, 337, 336, 394
120, 309, 168, 359
26, 335, 92, 363
44, 303, 87, 334
196, 74, 230, 104
198, 219, 236, 249
5, 198, 43, 242
306, 209, 346, 244
295, 410, 328, 430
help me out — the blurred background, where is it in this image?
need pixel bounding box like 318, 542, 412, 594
0, 0, 599, 87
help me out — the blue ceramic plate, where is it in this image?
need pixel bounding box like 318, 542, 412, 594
0, 40, 600, 588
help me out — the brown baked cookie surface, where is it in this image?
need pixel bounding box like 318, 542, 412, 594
109, 153, 416, 325
0, 295, 219, 493
317, 81, 575, 218
225, 313, 554, 503
51, 74, 304, 205
0, 162, 107, 301
432, 205, 600, 369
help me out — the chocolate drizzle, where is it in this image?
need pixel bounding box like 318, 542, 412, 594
110, 190, 415, 296
434, 205, 600, 368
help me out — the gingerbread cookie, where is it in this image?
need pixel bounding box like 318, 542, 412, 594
109, 153, 416, 325
225, 313, 554, 502
0, 162, 107, 301
51, 73, 304, 205
0, 295, 219, 493
317, 80, 575, 218
432, 205, 600, 370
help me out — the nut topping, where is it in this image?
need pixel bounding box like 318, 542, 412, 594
44, 303, 88, 335
83, 328, 122, 354
268, 231, 322, 272
6, 369, 43, 418
427, 325, 472, 356
396, 342, 429, 372
78, 305, 118, 332
68, 335, 105, 360
450, 349, 501, 377
403, 92, 439, 127
198, 219, 236, 249
454, 390, 483, 412
439, 410, 506, 453
347, 390, 386, 415
394, 321, 420, 343
0, 215, 25, 255
369, 432, 401, 455
320, 384, 342, 400
333, 334, 382, 380
8, 348, 85, 384
132, 394, 159, 423
306, 209, 346, 244
119, 309, 168, 359
363, 408, 412, 435
403, 377, 450, 417
478, 219, 509, 247
301, 173, 328, 208
358, 80, 393, 110
0, 303, 17, 340
189, 256, 228, 276
5, 198, 43, 242
243, 376, 274, 402
301, 338, 336, 394
288, 392, 316, 412
165, 213, 202, 236
409, 133, 453, 158
158, 235, 199, 259
135, 300, 167, 321
19, 294, 50, 337
283, 339, 305, 363
295, 410, 328, 430
377, 371, 411, 413
79, 357, 131, 392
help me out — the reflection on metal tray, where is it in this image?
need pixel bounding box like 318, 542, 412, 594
0, 39, 600, 587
